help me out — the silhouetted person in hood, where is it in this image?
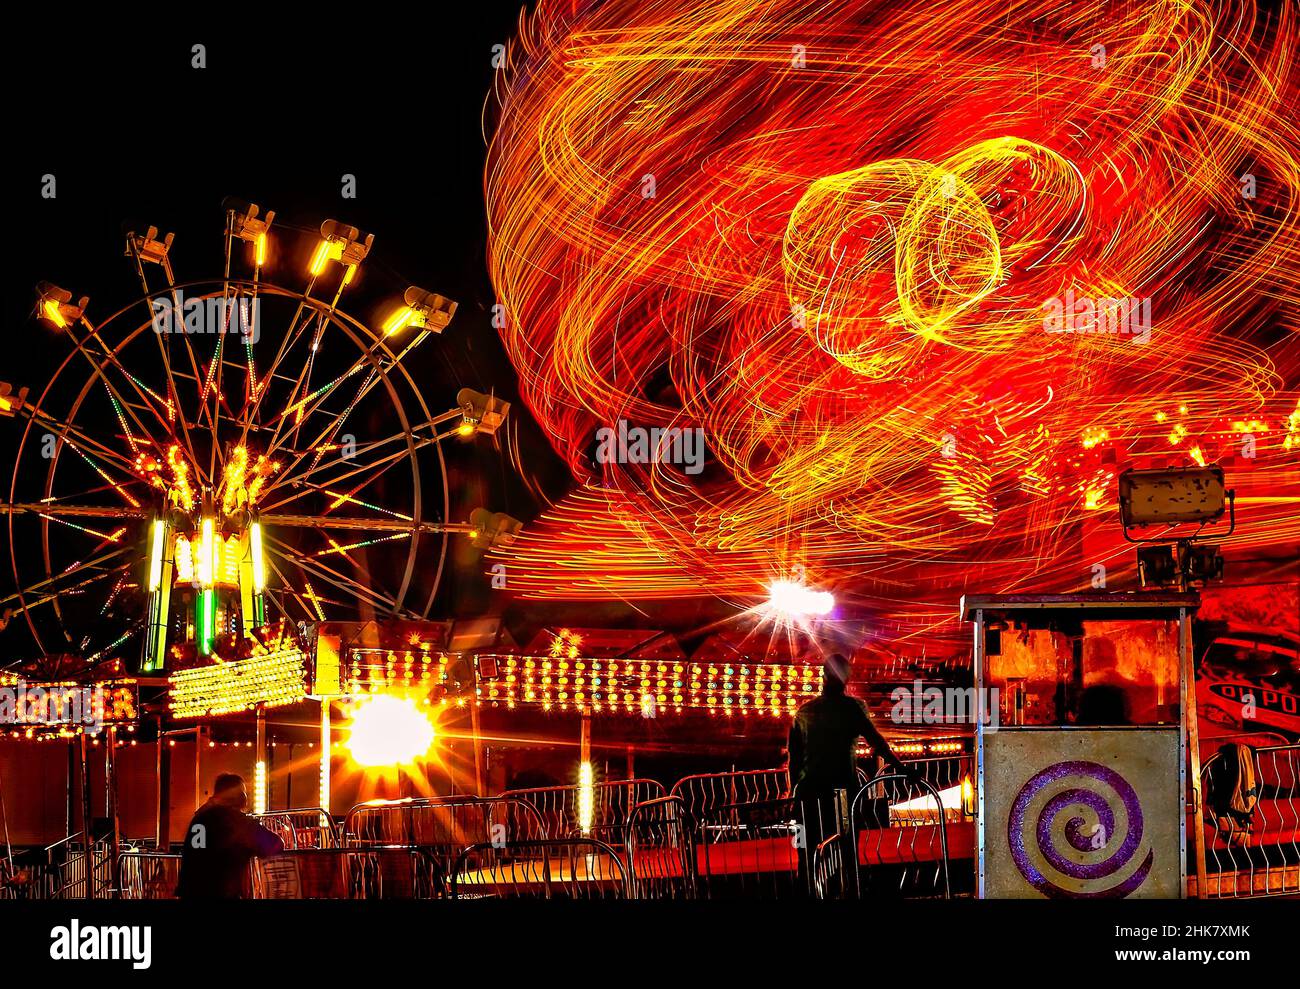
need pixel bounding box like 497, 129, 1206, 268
788, 654, 906, 798
787, 654, 908, 895
177, 773, 284, 899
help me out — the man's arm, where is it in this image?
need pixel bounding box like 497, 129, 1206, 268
238, 816, 286, 858
855, 700, 909, 776
786, 717, 804, 791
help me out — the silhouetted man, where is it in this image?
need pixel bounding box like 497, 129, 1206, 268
787, 654, 908, 893
177, 773, 284, 899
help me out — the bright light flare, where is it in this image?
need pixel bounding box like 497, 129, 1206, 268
576, 761, 594, 834
250, 521, 266, 591
198, 516, 215, 587
42, 299, 68, 328
148, 519, 166, 592
382, 305, 417, 336
345, 695, 436, 768
254, 760, 268, 815
766, 579, 834, 617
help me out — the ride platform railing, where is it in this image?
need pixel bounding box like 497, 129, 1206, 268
1197, 743, 1300, 898
450, 838, 628, 900
500, 779, 665, 840
252, 807, 340, 849
119, 851, 182, 899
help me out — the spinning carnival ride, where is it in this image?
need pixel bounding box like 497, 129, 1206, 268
1, 201, 512, 672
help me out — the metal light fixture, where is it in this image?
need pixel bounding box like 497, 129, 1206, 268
468, 508, 523, 549
1118, 465, 1230, 531
223, 199, 275, 269
35, 281, 88, 330
456, 388, 511, 437
0, 381, 28, 418
308, 220, 373, 279
1136, 544, 1179, 587
382, 286, 457, 336
1119, 465, 1235, 589
124, 226, 176, 280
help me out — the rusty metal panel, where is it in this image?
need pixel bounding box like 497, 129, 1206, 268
983, 728, 1181, 899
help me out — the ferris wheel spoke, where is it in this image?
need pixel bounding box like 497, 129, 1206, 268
237, 296, 319, 449
125, 249, 223, 447
199, 311, 230, 481
263, 406, 458, 506
285, 326, 432, 455
265, 534, 404, 615
39, 429, 152, 513
38, 512, 131, 549
285, 329, 437, 462
1, 544, 134, 611
22, 405, 143, 475
60, 320, 170, 459
262, 427, 414, 501
259, 445, 418, 518
75, 327, 176, 441
143, 327, 208, 488
267, 363, 374, 466
261, 552, 319, 622
129, 273, 214, 470
9, 568, 129, 628
263, 311, 337, 456
85, 621, 143, 664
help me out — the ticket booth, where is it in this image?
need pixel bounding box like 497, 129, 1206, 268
961, 593, 1203, 899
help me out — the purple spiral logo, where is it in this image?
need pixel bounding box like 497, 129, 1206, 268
1007, 760, 1153, 899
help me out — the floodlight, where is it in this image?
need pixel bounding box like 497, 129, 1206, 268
382, 287, 457, 336
468, 508, 523, 549
766, 579, 834, 617
309, 220, 374, 277
457, 388, 511, 437
35, 281, 88, 330
1179, 542, 1225, 584
124, 226, 175, 271
0, 381, 28, 418
1118, 466, 1228, 528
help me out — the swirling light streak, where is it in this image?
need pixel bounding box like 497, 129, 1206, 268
486, 0, 1300, 639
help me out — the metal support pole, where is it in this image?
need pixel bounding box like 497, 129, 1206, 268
319, 699, 331, 816
254, 707, 268, 815
156, 718, 171, 849
65, 741, 75, 842
195, 725, 204, 814
105, 726, 122, 899
470, 698, 485, 797
79, 732, 94, 900
580, 711, 592, 767
1182, 608, 1207, 896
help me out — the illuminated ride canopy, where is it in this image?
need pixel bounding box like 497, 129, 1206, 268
485, 0, 1300, 638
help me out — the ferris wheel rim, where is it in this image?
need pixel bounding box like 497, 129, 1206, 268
8, 275, 452, 656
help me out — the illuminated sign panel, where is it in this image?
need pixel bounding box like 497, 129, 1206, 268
479, 656, 823, 715
0, 674, 138, 735
168, 647, 307, 719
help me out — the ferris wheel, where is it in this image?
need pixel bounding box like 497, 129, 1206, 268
0, 199, 515, 670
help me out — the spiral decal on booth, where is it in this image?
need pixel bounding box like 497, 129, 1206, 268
1007, 760, 1154, 898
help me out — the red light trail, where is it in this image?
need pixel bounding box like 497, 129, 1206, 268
486, 0, 1300, 640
